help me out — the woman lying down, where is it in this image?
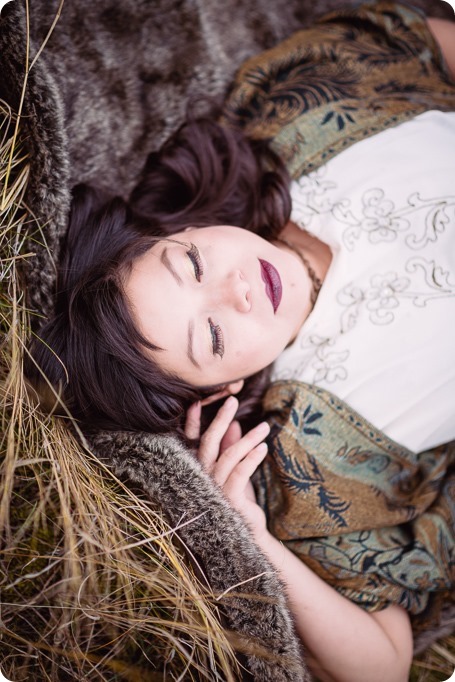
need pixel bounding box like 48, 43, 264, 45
28, 3, 455, 681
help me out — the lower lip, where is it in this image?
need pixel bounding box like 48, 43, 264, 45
259, 259, 282, 313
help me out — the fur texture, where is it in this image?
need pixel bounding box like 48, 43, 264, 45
90, 430, 308, 679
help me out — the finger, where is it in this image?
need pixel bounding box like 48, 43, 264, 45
200, 389, 231, 407
213, 421, 269, 485
223, 442, 268, 497
244, 479, 257, 503
185, 400, 201, 440
220, 419, 242, 452
200, 379, 245, 407
198, 396, 239, 468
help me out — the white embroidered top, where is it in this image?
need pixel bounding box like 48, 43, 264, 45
271, 110, 455, 453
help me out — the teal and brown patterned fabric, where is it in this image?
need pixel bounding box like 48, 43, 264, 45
255, 382, 454, 632
222, 0, 455, 179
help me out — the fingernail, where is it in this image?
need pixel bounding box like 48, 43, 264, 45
224, 396, 238, 409
257, 421, 270, 434
257, 442, 268, 455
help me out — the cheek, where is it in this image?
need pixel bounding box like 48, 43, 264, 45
232, 341, 274, 377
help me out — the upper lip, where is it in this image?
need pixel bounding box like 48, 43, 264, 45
259, 259, 282, 313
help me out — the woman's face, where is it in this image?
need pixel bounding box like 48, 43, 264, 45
124, 225, 311, 387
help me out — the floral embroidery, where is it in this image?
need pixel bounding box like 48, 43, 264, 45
286, 176, 455, 387
313, 349, 350, 383
406, 258, 455, 306
292, 175, 455, 253
335, 263, 455, 328
302, 335, 349, 384
360, 189, 409, 243
337, 285, 364, 332
341, 190, 455, 252
366, 272, 410, 325
291, 166, 337, 227
296, 255, 455, 385
405, 194, 455, 251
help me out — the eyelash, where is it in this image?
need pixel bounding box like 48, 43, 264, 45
209, 318, 224, 359
186, 242, 224, 359
187, 243, 203, 282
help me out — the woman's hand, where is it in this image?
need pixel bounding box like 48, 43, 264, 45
185, 396, 270, 538
186, 399, 413, 682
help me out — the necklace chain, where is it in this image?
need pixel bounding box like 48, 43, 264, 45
275, 237, 323, 307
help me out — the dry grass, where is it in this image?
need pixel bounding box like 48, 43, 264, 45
411, 637, 455, 682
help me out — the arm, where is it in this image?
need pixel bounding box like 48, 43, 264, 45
257, 532, 413, 682
427, 17, 455, 79
186, 398, 413, 682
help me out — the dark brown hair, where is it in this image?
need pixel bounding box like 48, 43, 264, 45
27, 118, 292, 435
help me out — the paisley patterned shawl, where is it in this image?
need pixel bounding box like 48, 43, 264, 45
221, 1, 455, 631
255, 382, 454, 632
222, 1, 455, 179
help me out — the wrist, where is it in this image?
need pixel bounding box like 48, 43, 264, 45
252, 528, 287, 563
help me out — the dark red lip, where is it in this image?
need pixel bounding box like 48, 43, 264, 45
259, 259, 282, 313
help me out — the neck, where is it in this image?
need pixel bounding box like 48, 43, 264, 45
281, 221, 332, 280
276, 221, 332, 307
275, 236, 322, 307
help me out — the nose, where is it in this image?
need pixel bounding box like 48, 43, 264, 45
213, 270, 251, 313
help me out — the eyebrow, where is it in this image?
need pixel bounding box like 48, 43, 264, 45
160, 246, 183, 286
160, 245, 201, 369
187, 320, 201, 369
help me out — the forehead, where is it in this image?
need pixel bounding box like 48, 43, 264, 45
124, 241, 172, 311
123, 246, 183, 359
170, 224, 261, 246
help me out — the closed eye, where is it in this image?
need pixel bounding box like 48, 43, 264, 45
187, 243, 203, 281
209, 318, 224, 359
